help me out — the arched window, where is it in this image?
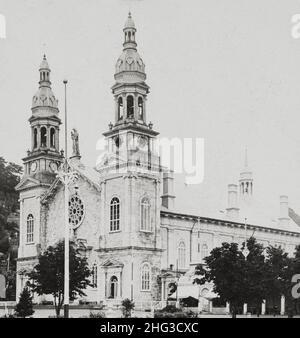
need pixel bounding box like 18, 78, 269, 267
26, 214, 34, 243
178, 241, 186, 269
50, 128, 55, 148
201, 244, 209, 260
109, 276, 118, 298
141, 197, 151, 231
138, 97, 144, 120
127, 95, 134, 118
110, 197, 120, 232
128, 31, 131, 41
33, 128, 38, 149
41, 127, 47, 147
92, 264, 98, 288
141, 263, 151, 291
118, 97, 123, 120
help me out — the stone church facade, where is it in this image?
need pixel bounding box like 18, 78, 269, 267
16, 13, 300, 312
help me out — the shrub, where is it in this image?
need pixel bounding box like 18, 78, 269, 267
121, 298, 135, 318
89, 311, 106, 318
14, 287, 35, 318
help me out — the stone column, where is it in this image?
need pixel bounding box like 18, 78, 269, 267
55, 127, 59, 151
134, 93, 138, 120
144, 97, 147, 123
37, 125, 41, 148
280, 295, 285, 315
209, 300, 213, 313
18, 198, 24, 257
124, 94, 127, 118
115, 96, 118, 122
243, 303, 247, 315
261, 300, 266, 315
46, 125, 50, 148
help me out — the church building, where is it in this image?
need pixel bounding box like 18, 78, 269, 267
16, 13, 300, 313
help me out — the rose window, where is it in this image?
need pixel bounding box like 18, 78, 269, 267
68, 193, 85, 229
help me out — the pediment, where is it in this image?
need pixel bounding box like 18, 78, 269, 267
101, 258, 124, 268
15, 177, 42, 191
96, 152, 127, 170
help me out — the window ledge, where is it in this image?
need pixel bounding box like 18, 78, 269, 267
109, 230, 121, 234
26, 242, 35, 246
141, 289, 151, 293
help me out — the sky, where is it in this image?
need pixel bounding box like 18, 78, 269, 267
1, 0, 300, 220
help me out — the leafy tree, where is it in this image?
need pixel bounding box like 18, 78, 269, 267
121, 298, 135, 318
194, 237, 273, 318
14, 287, 34, 318
264, 245, 290, 314
194, 241, 246, 317
27, 240, 92, 317
0, 157, 21, 300
242, 237, 268, 314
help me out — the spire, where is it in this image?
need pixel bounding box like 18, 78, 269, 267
239, 147, 253, 198
114, 12, 146, 85
39, 54, 51, 89
31, 55, 58, 109
125, 11, 135, 29
123, 11, 137, 51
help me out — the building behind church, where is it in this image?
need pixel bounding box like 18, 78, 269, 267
15, 13, 300, 314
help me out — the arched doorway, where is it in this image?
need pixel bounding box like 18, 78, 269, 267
110, 276, 118, 299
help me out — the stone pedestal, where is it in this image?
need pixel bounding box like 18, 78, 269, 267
280, 296, 285, 315
243, 303, 247, 315
261, 300, 266, 315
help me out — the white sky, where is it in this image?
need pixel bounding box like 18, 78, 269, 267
1, 0, 300, 219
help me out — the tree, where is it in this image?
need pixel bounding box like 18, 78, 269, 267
194, 241, 246, 317
242, 237, 269, 314
14, 287, 34, 318
27, 240, 92, 317
194, 237, 272, 318
121, 298, 135, 318
0, 157, 22, 301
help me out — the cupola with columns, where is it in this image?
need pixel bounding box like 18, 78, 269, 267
22, 55, 63, 180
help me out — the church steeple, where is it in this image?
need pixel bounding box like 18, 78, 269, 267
112, 12, 150, 126
22, 55, 63, 178
239, 147, 253, 199
99, 13, 160, 174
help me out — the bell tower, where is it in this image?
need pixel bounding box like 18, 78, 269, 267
99, 12, 160, 173
23, 55, 63, 179
96, 14, 163, 304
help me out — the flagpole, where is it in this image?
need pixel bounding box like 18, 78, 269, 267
63, 79, 69, 318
